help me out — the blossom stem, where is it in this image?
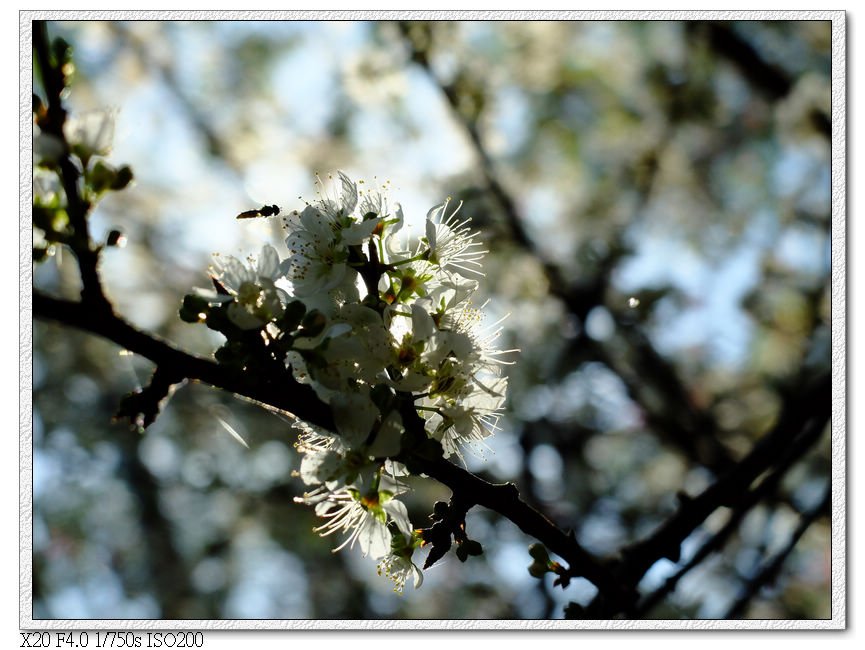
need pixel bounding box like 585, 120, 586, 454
385, 252, 428, 269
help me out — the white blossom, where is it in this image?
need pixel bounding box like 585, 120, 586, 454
282, 205, 349, 296
297, 478, 413, 560
64, 108, 117, 161
208, 245, 286, 329
425, 198, 486, 277
378, 547, 424, 592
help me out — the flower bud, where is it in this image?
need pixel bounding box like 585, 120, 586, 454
528, 543, 551, 564
111, 165, 134, 191
528, 559, 550, 579
89, 160, 116, 194
106, 229, 127, 248
297, 310, 327, 337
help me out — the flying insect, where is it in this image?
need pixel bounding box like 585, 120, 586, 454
236, 204, 280, 219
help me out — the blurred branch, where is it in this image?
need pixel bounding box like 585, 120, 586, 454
110, 23, 241, 171
724, 484, 831, 619
115, 429, 193, 618
396, 22, 602, 317
581, 330, 735, 473
692, 22, 830, 138
398, 21, 734, 473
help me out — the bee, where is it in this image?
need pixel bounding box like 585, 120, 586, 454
236, 204, 280, 220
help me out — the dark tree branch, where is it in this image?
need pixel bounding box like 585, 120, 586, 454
34, 290, 337, 432
420, 454, 622, 598
634, 415, 828, 617
586, 374, 830, 617
35, 288, 623, 598
115, 366, 186, 430
34, 21, 111, 312
724, 484, 831, 619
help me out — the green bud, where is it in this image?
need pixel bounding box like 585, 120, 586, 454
110, 165, 134, 191
179, 293, 210, 324
297, 309, 326, 337
204, 305, 234, 334
52, 37, 72, 65
89, 160, 116, 194
528, 543, 550, 564
182, 294, 210, 314
528, 559, 550, 579
279, 300, 306, 332
178, 306, 201, 324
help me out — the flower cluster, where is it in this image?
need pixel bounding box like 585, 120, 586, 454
186, 172, 513, 591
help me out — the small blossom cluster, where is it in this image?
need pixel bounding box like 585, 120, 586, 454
33, 108, 133, 259
190, 172, 512, 591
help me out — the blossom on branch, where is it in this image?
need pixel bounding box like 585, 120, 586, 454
185, 171, 515, 589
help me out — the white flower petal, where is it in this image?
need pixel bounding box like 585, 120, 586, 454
359, 516, 392, 559
382, 498, 413, 538
411, 303, 435, 342
332, 390, 378, 449
299, 449, 342, 486
256, 244, 281, 278
367, 412, 403, 458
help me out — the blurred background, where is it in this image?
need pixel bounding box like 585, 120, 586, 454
32, 20, 833, 620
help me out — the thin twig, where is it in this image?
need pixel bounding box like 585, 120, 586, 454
634, 419, 828, 617
588, 376, 830, 617
724, 485, 831, 619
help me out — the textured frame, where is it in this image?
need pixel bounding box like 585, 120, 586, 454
19, 9, 847, 631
